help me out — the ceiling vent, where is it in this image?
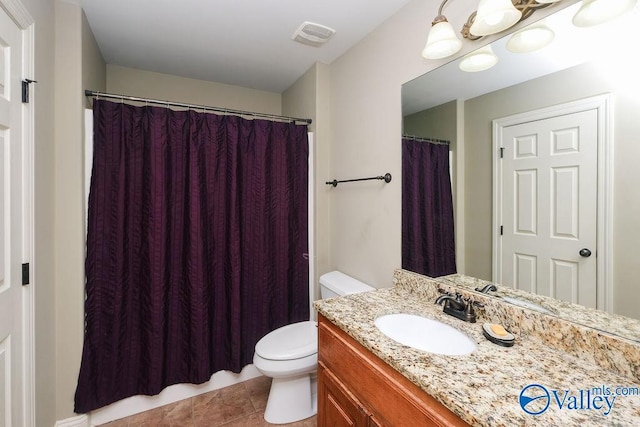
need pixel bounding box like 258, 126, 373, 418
292, 21, 336, 47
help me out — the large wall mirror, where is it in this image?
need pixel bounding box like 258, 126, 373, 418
401, 1, 640, 341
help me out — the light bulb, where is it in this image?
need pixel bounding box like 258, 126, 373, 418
573, 0, 638, 27
459, 45, 499, 72
507, 24, 555, 53
422, 17, 463, 59
470, 0, 522, 36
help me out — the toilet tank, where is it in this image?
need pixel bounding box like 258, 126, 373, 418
319, 271, 374, 299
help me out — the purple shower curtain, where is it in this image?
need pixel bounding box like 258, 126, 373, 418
402, 138, 456, 277
75, 100, 309, 413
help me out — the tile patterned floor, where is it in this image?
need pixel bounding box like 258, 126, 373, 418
99, 376, 317, 427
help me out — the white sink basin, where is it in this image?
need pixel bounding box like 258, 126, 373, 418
374, 313, 476, 356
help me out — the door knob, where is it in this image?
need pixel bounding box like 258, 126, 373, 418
579, 248, 592, 258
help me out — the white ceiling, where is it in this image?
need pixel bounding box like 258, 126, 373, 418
81, 0, 412, 93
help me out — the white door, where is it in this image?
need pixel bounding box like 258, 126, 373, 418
0, 6, 25, 427
499, 109, 598, 308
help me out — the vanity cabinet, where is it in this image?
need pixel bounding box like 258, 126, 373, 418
318, 362, 370, 426
318, 314, 469, 427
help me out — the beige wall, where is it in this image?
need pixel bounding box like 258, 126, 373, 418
16, 0, 57, 424
106, 64, 282, 115
328, 2, 423, 288
612, 87, 640, 318
326, 0, 476, 288
54, 2, 84, 419
54, 0, 107, 420
463, 61, 640, 318
282, 63, 331, 301
403, 100, 457, 141
82, 9, 106, 108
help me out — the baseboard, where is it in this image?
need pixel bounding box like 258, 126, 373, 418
55, 415, 90, 427
86, 365, 261, 426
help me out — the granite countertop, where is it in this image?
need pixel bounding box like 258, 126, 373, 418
314, 285, 640, 427
439, 274, 640, 343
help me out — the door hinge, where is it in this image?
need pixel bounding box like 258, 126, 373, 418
500, 225, 503, 236
500, 147, 505, 158
22, 263, 30, 285
22, 79, 37, 103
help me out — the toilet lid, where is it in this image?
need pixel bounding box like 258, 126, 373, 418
255, 321, 318, 361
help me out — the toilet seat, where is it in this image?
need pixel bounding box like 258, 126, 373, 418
255, 321, 317, 360
253, 351, 317, 378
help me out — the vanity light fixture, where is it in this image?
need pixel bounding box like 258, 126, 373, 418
459, 44, 499, 72
572, 0, 638, 27
423, 0, 557, 61
422, 0, 463, 59
506, 21, 555, 53
422, 0, 638, 63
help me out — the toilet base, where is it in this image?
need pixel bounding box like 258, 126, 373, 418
263, 374, 317, 424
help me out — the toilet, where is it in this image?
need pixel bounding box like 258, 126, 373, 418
253, 271, 374, 424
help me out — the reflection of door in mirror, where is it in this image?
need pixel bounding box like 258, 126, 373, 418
496, 108, 598, 309
402, 102, 457, 277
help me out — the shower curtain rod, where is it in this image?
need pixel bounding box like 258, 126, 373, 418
402, 134, 450, 145
84, 90, 313, 125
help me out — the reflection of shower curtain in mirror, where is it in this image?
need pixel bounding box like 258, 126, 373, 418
402, 138, 456, 277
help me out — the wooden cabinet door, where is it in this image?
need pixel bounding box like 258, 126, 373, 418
318, 361, 369, 427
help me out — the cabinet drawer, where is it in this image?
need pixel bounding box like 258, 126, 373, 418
318, 361, 369, 427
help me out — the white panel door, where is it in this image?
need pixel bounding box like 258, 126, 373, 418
0, 6, 25, 427
501, 109, 598, 307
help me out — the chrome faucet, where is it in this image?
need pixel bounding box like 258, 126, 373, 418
475, 284, 497, 294
435, 293, 477, 323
